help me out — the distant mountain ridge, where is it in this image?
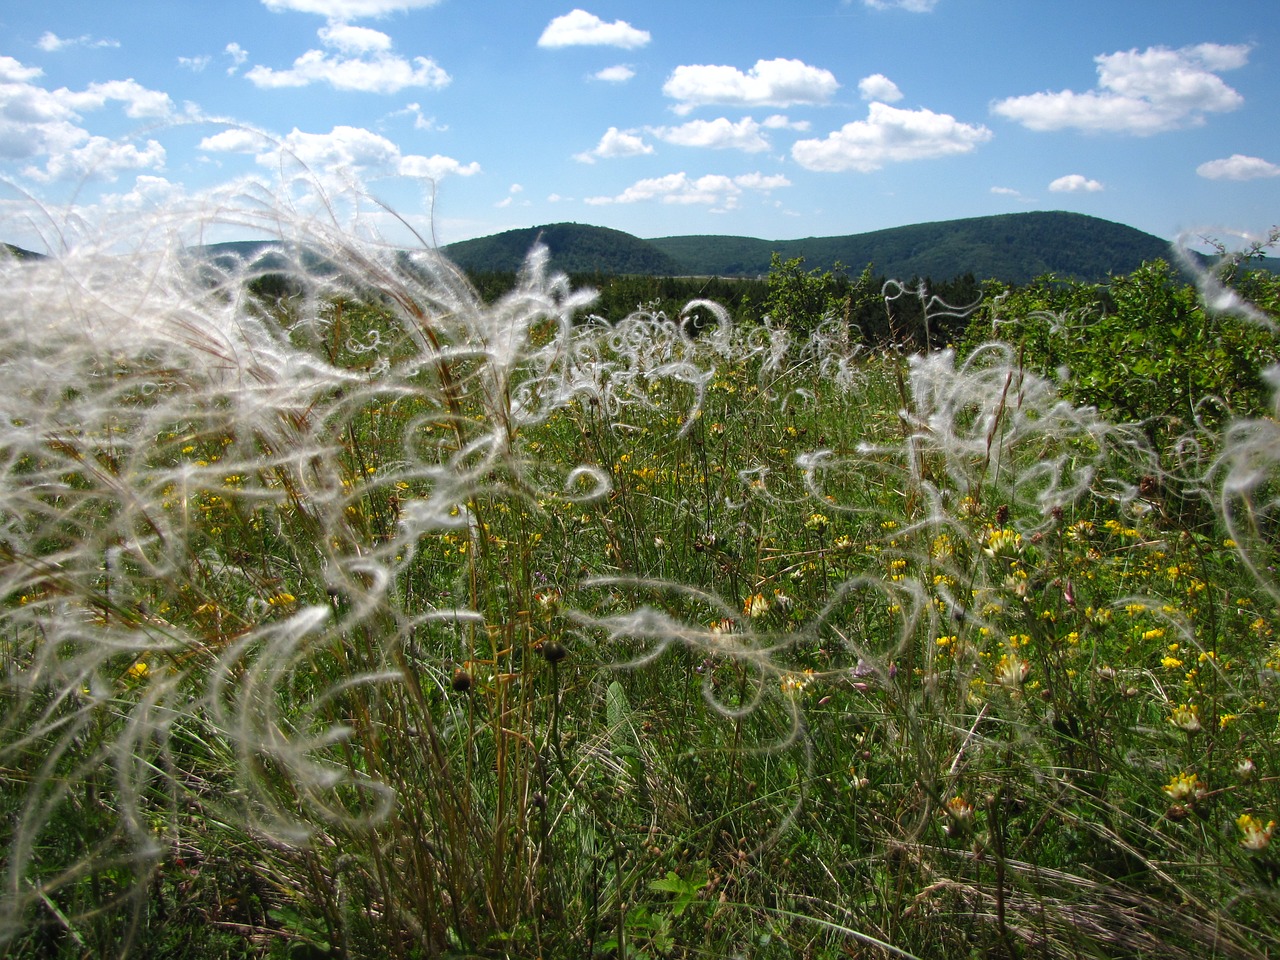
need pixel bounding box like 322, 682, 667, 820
443, 211, 1175, 284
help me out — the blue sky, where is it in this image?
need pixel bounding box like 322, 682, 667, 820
1, 0, 1277, 251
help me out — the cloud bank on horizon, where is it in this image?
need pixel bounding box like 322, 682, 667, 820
0, 0, 1276, 249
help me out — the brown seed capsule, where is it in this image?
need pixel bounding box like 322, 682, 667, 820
451, 667, 473, 693
995, 504, 1010, 524
540, 640, 567, 664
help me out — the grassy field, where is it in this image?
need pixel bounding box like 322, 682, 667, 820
1, 217, 1279, 959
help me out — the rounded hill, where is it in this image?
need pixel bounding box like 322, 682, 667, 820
443, 222, 683, 276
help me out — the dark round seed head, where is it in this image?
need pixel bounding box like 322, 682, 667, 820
451, 667, 473, 693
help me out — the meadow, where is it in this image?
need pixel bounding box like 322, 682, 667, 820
1, 195, 1279, 959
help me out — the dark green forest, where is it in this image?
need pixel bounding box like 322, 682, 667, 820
444, 210, 1177, 284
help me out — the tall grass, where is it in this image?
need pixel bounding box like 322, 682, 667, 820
1, 186, 1278, 958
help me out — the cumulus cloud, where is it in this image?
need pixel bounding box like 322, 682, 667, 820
0, 58, 174, 181
179, 55, 212, 72
858, 73, 903, 103
574, 127, 653, 163
25, 137, 166, 183
1196, 154, 1280, 181
245, 24, 449, 93
763, 114, 810, 131
992, 43, 1249, 135
200, 122, 479, 182
1048, 174, 1103, 192
538, 10, 651, 49
197, 129, 269, 153
36, 32, 120, 52
594, 65, 635, 83
585, 170, 789, 209
261, 0, 443, 17
398, 153, 482, 180
495, 183, 525, 209
663, 58, 839, 115
388, 101, 444, 131
318, 22, 394, 54
225, 43, 249, 74
64, 79, 177, 119
791, 102, 991, 172
0, 57, 42, 85
649, 117, 771, 153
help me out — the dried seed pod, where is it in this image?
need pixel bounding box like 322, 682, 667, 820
451, 667, 473, 693
540, 640, 567, 664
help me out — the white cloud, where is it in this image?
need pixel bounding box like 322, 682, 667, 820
649, 117, 771, 153
225, 43, 249, 74
115, 174, 188, 209
1048, 174, 1103, 192
495, 183, 526, 208
36, 32, 120, 52
0, 58, 174, 183
317, 22, 394, 54
858, 73, 903, 103
278, 125, 400, 169
585, 170, 790, 209
538, 10, 651, 49
65, 79, 176, 119
398, 153, 481, 180
0, 70, 85, 160
200, 123, 479, 182
792, 102, 991, 172
388, 101, 444, 131
35, 32, 68, 52
663, 58, 839, 115
179, 55, 212, 72
574, 127, 653, 163
24, 136, 166, 183
990, 186, 1022, 196
245, 25, 449, 93
261, 0, 443, 17
992, 43, 1249, 135
198, 129, 269, 153
734, 172, 791, 191
0, 56, 43, 84
594, 65, 635, 83
862, 0, 940, 10
1196, 154, 1280, 181
762, 114, 809, 131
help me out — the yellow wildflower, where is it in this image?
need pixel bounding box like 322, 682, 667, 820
1236, 814, 1275, 851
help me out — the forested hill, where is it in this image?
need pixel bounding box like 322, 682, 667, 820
443, 211, 1173, 284
443, 222, 683, 276
650, 212, 1170, 282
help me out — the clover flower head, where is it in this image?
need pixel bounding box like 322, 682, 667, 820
996, 653, 1030, 689
1162, 771, 1205, 803
743, 592, 770, 619
1236, 814, 1275, 851
983, 526, 1023, 559
1169, 702, 1202, 734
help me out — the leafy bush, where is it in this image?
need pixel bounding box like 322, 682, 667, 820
966, 259, 1280, 441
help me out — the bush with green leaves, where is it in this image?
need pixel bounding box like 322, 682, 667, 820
966, 258, 1280, 442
